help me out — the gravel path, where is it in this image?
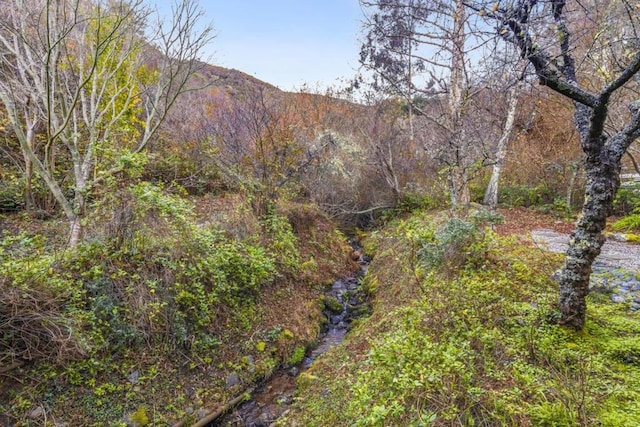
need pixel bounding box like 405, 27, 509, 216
530, 229, 640, 309
530, 229, 640, 272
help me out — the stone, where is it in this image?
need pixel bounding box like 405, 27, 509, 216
128, 370, 140, 385
287, 367, 299, 377
329, 314, 343, 325
611, 294, 626, 303
226, 373, 240, 388
28, 406, 45, 419
619, 282, 633, 290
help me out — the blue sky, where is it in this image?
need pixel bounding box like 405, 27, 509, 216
157, 1, 364, 91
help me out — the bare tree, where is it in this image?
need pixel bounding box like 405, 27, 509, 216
469, 0, 640, 328
360, 0, 491, 208
0, 0, 214, 246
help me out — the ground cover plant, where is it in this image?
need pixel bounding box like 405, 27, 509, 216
0, 187, 356, 426
283, 209, 640, 426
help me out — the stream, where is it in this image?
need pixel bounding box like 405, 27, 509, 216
213, 245, 369, 427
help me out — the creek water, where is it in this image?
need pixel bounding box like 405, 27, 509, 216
213, 246, 369, 427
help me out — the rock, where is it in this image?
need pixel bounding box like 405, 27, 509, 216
287, 367, 299, 377
609, 233, 629, 242
28, 406, 45, 419
631, 303, 640, 311
620, 281, 634, 291
226, 373, 241, 388
128, 370, 140, 384
329, 314, 344, 325
611, 294, 626, 303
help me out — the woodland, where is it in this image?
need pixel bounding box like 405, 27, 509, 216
1, 0, 640, 426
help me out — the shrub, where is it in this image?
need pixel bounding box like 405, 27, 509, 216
613, 183, 640, 216
612, 211, 640, 233
0, 184, 281, 364
499, 183, 555, 208
417, 217, 482, 274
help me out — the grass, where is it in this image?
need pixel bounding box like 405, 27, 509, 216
281, 211, 640, 426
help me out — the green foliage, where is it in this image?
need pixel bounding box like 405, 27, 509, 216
129, 405, 149, 426
396, 192, 443, 213
499, 183, 555, 208
287, 345, 306, 365
0, 184, 280, 367
261, 210, 300, 274
417, 217, 482, 273
612, 211, 640, 232
375, 192, 446, 224
613, 183, 640, 215
287, 210, 640, 426
0, 172, 24, 211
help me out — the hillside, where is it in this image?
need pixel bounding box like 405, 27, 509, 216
2, 0, 640, 424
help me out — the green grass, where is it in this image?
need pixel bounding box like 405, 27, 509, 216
282, 212, 640, 426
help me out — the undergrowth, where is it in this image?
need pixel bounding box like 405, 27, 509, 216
283, 211, 640, 426
0, 184, 355, 426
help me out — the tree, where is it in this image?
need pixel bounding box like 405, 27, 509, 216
469, 0, 640, 329
361, 0, 484, 208
482, 83, 520, 208
479, 44, 529, 209
0, 0, 213, 246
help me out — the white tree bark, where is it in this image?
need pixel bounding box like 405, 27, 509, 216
0, 0, 214, 246
483, 85, 519, 209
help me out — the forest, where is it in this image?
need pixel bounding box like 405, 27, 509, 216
1, 0, 640, 425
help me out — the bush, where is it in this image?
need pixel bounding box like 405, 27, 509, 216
0, 173, 24, 212
499, 183, 555, 208
0, 233, 87, 364
612, 212, 640, 233
613, 183, 640, 216
417, 217, 484, 275
0, 184, 281, 365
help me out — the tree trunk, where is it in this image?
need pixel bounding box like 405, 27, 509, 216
565, 162, 580, 215
447, 0, 469, 209
449, 164, 470, 208
23, 150, 35, 211
68, 214, 82, 247
484, 86, 519, 209
557, 162, 619, 328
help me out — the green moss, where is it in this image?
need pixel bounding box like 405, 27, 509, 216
287, 345, 306, 365
323, 296, 343, 313
280, 329, 295, 340
129, 406, 149, 426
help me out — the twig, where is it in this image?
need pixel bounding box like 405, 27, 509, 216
172, 387, 254, 427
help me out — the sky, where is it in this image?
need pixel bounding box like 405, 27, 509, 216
156, 1, 365, 92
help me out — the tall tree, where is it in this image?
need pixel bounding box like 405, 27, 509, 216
469, 0, 640, 328
0, 0, 213, 246
360, 0, 481, 208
